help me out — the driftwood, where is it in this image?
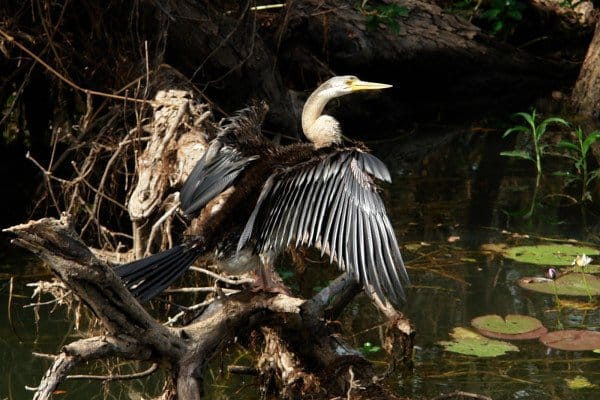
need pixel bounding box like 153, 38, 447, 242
127, 86, 215, 258
5, 215, 414, 400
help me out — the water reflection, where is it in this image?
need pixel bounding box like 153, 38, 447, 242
377, 129, 600, 400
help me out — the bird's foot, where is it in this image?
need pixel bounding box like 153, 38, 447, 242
250, 268, 292, 296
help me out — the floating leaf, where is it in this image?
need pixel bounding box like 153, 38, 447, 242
504, 244, 599, 265
565, 375, 596, 390
519, 273, 600, 296
567, 264, 600, 274
540, 330, 600, 351
471, 314, 547, 340
438, 327, 519, 357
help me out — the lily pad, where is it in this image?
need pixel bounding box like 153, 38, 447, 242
519, 273, 600, 296
504, 244, 599, 266
471, 314, 547, 340
540, 330, 600, 351
438, 327, 519, 357
567, 264, 600, 274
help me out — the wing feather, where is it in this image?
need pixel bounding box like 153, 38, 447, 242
239, 149, 409, 304
179, 103, 269, 217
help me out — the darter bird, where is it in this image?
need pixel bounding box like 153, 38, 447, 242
115, 76, 409, 305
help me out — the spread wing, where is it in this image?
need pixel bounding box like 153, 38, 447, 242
238, 149, 409, 304
180, 142, 257, 217
179, 104, 268, 217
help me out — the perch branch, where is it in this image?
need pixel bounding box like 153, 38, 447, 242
5, 215, 412, 399
32, 336, 151, 400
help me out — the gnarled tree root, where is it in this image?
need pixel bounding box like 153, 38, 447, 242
5, 214, 414, 399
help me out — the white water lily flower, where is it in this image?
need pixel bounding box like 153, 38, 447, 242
572, 254, 592, 267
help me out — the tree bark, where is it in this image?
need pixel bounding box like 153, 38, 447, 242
572, 16, 600, 119
256, 0, 578, 133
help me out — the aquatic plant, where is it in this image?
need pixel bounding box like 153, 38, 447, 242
518, 273, 600, 297
471, 314, 547, 340
556, 127, 600, 203
439, 327, 520, 357
547, 267, 564, 320
540, 329, 600, 351
501, 110, 570, 187
502, 243, 600, 265
500, 111, 569, 218
572, 254, 593, 301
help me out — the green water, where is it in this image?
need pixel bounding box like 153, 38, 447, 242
1, 129, 599, 399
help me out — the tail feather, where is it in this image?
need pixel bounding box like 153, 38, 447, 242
114, 245, 200, 303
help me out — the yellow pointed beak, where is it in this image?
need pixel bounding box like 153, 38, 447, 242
350, 79, 393, 91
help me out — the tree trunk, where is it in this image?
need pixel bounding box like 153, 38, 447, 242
572, 16, 600, 119
255, 0, 578, 134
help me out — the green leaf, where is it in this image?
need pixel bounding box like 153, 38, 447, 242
558, 140, 580, 152
519, 273, 600, 296
537, 117, 569, 140
568, 263, 600, 274
481, 8, 502, 18
504, 244, 600, 265
360, 341, 381, 354
503, 125, 528, 137
587, 169, 600, 185
471, 314, 547, 340
439, 327, 519, 357
472, 314, 543, 335
500, 150, 533, 161
514, 111, 536, 133
541, 117, 569, 126
582, 132, 600, 153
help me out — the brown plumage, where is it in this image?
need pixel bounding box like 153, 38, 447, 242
115, 76, 409, 305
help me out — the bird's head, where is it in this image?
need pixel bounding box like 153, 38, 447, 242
318, 75, 393, 99
302, 75, 393, 147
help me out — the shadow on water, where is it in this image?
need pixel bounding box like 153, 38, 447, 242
1, 126, 599, 399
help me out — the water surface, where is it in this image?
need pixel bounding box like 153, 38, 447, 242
1, 128, 599, 399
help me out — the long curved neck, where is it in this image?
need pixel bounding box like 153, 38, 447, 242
301, 88, 343, 148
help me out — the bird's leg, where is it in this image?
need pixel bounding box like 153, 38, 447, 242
251, 252, 291, 295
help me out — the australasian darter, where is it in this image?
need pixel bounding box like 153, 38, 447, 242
115, 76, 409, 306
